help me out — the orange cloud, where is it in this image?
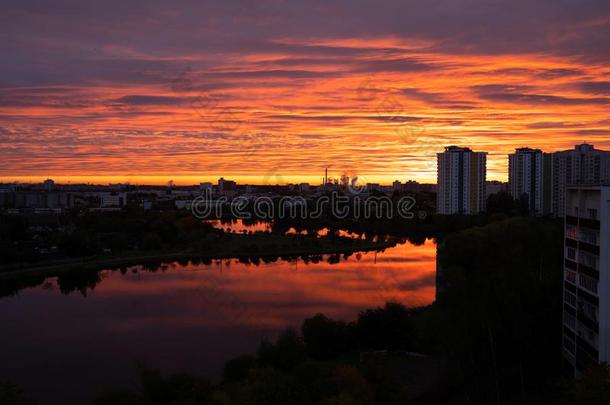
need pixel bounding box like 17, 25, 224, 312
2, 40, 609, 185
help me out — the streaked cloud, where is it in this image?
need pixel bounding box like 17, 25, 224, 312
1, 0, 610, 183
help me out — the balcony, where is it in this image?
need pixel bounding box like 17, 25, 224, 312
580, 217, 600, 230
576, 335, 599, 360
577, 311, 599, 332
577, 287, 599, 305
578, 263, 599, 280
563, 326, 576, 340
563, 336, 576, 357
575, 344, 598, 372
578, 274, 598, 295
579, 241, 600, 256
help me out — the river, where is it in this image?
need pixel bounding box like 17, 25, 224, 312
0, 224, 437, 404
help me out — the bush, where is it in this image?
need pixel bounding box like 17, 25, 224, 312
355, 302, 414, 351
257, 328, 306, 370
302, 314, 351, 360
223, 355, 257, 382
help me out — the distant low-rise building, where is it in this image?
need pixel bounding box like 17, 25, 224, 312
366, 183, 381, 192
199, 182, 213, 194
392, 180, 403, 192
174, 199, 193, 210
218, 178, 237, 197
100, 193, 126, 208
43, 178, 55, 190
485, 180, 507, 197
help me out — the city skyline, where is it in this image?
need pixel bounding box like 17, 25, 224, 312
4, 142, 609, 187
2, 1, 610, 184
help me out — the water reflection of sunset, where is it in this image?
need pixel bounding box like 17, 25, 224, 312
43, 239, 437, 330
207, 219, 272, 233
0, 240, 437, 402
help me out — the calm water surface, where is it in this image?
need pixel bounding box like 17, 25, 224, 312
0, 238, 437, 404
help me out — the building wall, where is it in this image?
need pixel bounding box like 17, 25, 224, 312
508, 148, 545, 215
472, 152, 487, 213
552, 145, 610, 217
562, 186, 610, 374
437, 147, 487, 215
598, 190, 610, 364
543, 153, 553, 215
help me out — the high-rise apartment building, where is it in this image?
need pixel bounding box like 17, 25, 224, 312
552, 144, 610, 217
508, 148, 552, 215
562, 185, 610, 374
437, 146, 487, 215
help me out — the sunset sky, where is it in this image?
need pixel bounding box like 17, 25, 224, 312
2, 0, 610, 185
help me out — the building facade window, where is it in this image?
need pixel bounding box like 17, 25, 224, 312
566, 225, 578, 240
580, 230, 599, 245
578, 299, 598, 322
579, 274, 598, 294
580, 252, 599, 269
578, 323, 598, 348
564, 335, 576, 355
564, 311, 576, 331
565, 290, 577, 308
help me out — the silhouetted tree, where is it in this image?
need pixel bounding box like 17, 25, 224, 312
569, 364, 610, 405
223, 355, 257, 382
486, 191, 515, 216
302, 314, 351, 360
257, 328, 306, 370
355, 302, 414, 351
0, 381, 36, 405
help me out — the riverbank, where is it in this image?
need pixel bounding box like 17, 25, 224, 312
0, 233, 397, 281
